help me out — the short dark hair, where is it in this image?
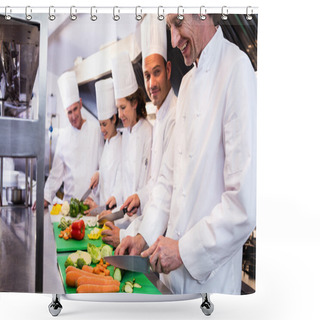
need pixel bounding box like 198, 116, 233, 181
125, 87, 147, 120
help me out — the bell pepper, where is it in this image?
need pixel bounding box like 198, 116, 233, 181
71, 219, 85, 240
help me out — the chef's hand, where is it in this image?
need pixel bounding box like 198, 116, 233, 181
141, 236, 183, 274
121, 194, 140, 216
106, 196, 116, 210
115, 234, 146, 256
101, 222, 120, 248
83, 197, 97, 215
97, 209, 112, 221
32, 199, 49, 210
90, 171, 99, 189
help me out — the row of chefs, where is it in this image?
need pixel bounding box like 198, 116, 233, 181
35, 14, 257, 295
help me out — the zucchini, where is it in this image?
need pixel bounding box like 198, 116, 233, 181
124, 284, 133, 293
113, 268, 124, 282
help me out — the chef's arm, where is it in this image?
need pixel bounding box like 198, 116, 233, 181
179, 57, 257, 283
44, 149, 65, 204
138, 134, 175, 246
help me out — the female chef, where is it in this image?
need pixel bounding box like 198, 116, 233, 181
84, 78, 122, 212
99, 51, 153, 248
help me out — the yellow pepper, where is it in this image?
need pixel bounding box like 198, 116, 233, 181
88, 227, 102, 240
51, 203, 62, 215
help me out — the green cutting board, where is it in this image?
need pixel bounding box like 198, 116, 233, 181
57, 254, 162, 295
53, 222, 103, 252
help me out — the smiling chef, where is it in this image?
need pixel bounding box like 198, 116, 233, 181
32, 70, 103, 209
116, 13, 257, 295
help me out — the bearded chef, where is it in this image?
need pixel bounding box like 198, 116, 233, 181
84, 78, 122, 212
111, 14, 177, 240
32, 70, 103, 209
116, 14, 257, 295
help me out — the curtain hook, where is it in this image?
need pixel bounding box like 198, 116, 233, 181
91, 6, 97, 21
200, 6, 207, 20
135, 6, 142, 21
70, 6, 77, 21
25, 6, 32, 20
49, 6, 56, 21
221, 6, 228, 21
5, 6, 11, 20
246, 6, 253, 21
157, 6, 165, 21
113, 6, 120, 21
177, 6, 184, 21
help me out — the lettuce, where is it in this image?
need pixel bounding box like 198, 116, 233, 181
87, 243, 101, 264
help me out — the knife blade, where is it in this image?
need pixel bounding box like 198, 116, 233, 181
97, 207, 128, 225
103, 255, 150, 273
80, 187, 92, 202
89, 204, 116, 216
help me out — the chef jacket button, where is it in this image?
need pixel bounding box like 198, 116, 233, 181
176, 230, 181, 237
188, 154, 192, 159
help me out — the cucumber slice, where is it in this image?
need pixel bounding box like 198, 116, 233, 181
124, 284, 133, 293
113, 268, 124, 282
133, 283, 142, 288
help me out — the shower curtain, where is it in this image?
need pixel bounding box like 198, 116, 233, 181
0, 7, 257, 297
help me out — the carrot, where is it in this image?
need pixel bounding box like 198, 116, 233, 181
82, 265, 93, 273
76, 276, 120, 287
76, 284, 120, 293
65, 269, 113, 287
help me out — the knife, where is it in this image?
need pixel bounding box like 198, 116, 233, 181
80, 186, 92, 202
97, 207, 129, 225
103, 255, 150, 273
89, 204, 116, 216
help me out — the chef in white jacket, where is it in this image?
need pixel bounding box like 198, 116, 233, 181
100, 51, 152, 248
33, 70, 103, 208
117, 14, 177, 238
116, 14, 257, 295
84, 78, 122, 210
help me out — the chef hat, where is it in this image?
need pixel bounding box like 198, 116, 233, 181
141, 14, 167, 62
57, 70, 80, 110
95, 78, 117, 120
111, 51, 138, 100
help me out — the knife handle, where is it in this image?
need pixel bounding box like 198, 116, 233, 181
106, 204, 116, 211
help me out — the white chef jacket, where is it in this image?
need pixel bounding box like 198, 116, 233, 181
120, 89, 177, 240
116, 118, 152, 233
97, 131, 122, 206
139, 26, 257, 294
44, 119, 104, 203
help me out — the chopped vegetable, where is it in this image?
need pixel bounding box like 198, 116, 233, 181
87, 243, 101, 264
67, 250, 92, 267
124, 284, 133, 293
76, 258, 86, 270
64, 257, 75, 268
50, 203, 62, 215
71, 219, 85, 240
121, 279, 142, 293
100, 244, 113, 257
59, 225, 72, 240
61, 201, 70, 216
113, 268, 124, 282
58, 217, 72, 231
87, 227, 102, 240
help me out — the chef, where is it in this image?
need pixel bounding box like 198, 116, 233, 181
83, 78, 122, 211
99, 51, 152, 248
32, 70, 103, 209
116, 14, 257, 295
113, 14, 177, 238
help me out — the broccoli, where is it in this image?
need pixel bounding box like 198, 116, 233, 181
64, 257, 75, 268
76, 258, 86, 269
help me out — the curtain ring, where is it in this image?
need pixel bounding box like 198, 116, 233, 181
157, 6, 165, 21
5, 6, 11, 20
177, 6, 184, 21
135, 6, 142, 21
49, 6, 56, 21
200, 6, 206, 20
91, 6, 97, 21
70, 6, 77, 21
221, 6, 228, 21
113, 6, 120, 21
246, 6, 253, 21
25, 6, 32, 20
